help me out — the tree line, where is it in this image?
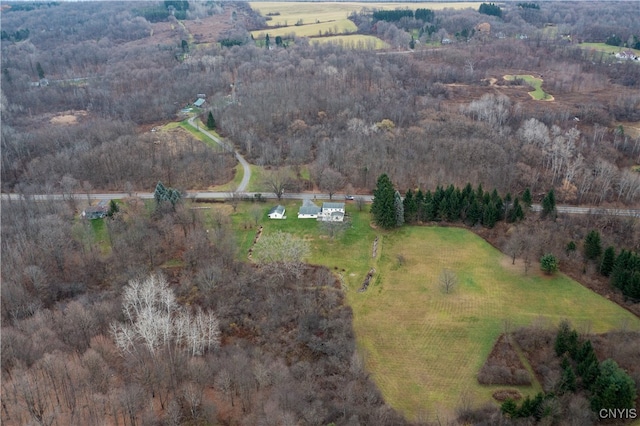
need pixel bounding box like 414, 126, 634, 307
502, 321, 636, 421
372, 174, 528, 229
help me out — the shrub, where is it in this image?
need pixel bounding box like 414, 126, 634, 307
540, 253, 559, 274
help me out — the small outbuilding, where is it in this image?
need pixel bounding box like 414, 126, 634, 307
193, 98, 205, 107
268, 205, 286, 219
298, 200, 321, 219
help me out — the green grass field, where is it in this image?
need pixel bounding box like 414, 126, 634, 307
579, 42, 640, 56
217, 203, 640, 421
251, 19, 357, 39
249, 2, 480, 49
251, 2, 482, 27
504, 74, 553, 101
347, 226, 639, 421
312, 34, 390, 50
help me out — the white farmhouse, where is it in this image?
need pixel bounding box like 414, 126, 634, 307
317, 202, 345, 222
268, 205, 286, 219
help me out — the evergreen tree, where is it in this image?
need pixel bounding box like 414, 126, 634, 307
555, 320, 576, 357
476, 183, 484, 202
415, 189, 425, 221
508, 197, 524, 222
560, 362, 577, 393
584, 230, 602, 260
466, 197, 482, 226
611, 250, 640, 300
394, 190, 404, 227
433, 186, 445, 220
482, 202, 498, 228
371, 174, 396, 229
491, 189, 504, 220
540, 253, 559, 274
206, 111, 216, 130
577, 344, 600, 390
522, 188, 532, 208
265, 33, 270, 48
600, 246, 615, 276
501, 399, 517, 417
36, 62, 45, 79
590, 359, 637, 411
107, 200, 119, 217
423, 191, 436, 221
541, 189, 556, 220
403, 189, 417, 223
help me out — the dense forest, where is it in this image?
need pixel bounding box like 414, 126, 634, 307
2, 1, 640, 424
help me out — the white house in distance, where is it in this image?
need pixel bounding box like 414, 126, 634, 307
318, 202, 345, 222
298, 200, 321, 219
268, 205, 286, 219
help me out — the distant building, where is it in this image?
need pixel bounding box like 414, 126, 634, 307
193, 98, 205, 107
268, 205, 286, 219
82, 200, 108, 219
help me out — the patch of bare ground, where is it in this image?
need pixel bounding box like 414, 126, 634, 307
478, 334, 532, 386
48, 110, 88, 125
493, 389, 523, 402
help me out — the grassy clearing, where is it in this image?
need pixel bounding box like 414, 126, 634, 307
251, 19, 357, 39
312, 34, 390, 50
251, 2, 482, 27
347, 226, 640, 421
73, 217, 112, 257
579, 42, 640, 56
250, 2, 480, 49
504, 74, 553, 101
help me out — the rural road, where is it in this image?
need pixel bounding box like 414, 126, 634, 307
2, 192, 639, 218
187, 116, 251, 192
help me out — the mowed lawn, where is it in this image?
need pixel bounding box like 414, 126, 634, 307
251, 2, 483, 27
579, 42, 640, 56
345, 226, 640, 421
504, 74, 553, 101
249, 2, 482, 49
251, 19, 357, 39
217, 202, 640, 421
312, 34, 389, 50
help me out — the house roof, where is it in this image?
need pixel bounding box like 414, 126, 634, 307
299, 200, 320, 215
194, 98, 205, 107
322, 202, 345, 210
269, 205, 285, 215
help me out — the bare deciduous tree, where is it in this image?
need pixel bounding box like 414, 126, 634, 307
252, 231, 310, 278
264, 169, 290, 201
319, 168, 345, 200
111, 275, 220, 358
439, 269, 457, 294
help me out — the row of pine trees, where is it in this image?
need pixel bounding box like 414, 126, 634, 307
371, 174, 529, 230
372, 174, 638, 301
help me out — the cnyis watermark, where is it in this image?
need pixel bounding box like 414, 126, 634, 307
599, 408, 637, 420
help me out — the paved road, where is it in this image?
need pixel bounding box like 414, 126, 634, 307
187, 116, 251, 192
2, 191, 639, 218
